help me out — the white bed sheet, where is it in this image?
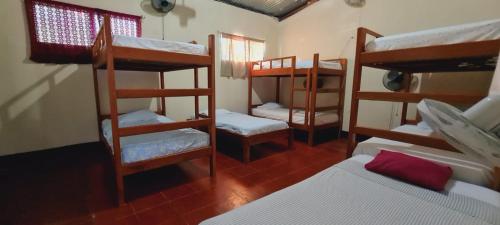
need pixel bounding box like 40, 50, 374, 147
112, 35, 209, 55
366, 19, 500, 52
201, 155, 500, 225
252, 107, 338, 125
202, 110, 288, 136
253, 59, 342, 70
102, 113, 209, 164
353, 124, 494, 187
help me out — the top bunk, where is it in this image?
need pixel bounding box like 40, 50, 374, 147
357, 19, 500, 73
250, 54, 347, 77
92, 15, 214, 72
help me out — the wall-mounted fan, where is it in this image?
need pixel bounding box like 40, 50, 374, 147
344, 0, 366, 8
382, 71, 405, 91
152, 0, 176, 14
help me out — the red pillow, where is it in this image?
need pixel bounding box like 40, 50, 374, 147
365, 150, 453, 191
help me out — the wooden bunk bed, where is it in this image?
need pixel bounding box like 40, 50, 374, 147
347, 21, 500, 190
91, 15, 216, 205
248, 54, 347, 146
199, 110, 293, 163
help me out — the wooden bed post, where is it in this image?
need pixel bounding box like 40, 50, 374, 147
493, 167, 500, 192
159, 72, 166, 115
92, 68, 103, 140
103, 15, 125, 205
276, 77, 280, 103
248, 62, 253, 115
347, 28, 368, 158
337, 59, 347, 138
307, 53, 320, 146
304, 69, 311, 127
194, 68, 199, 119
208, 34, 216, 177
288, 57, 297, 124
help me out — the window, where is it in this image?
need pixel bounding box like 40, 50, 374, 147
220, 33, 265, 78
25, 0, 141, 64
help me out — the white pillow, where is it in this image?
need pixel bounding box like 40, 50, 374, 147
257, 102, 283, 109
119, 110, 158, 124
200, 109, 231, 116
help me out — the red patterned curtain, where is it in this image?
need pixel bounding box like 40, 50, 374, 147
25, 0, 141, 64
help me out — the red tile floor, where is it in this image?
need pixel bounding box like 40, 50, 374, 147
1, 136, 347, 225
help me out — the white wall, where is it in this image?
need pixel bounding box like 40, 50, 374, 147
0, 0, 280, 156
277, 0, 499, 130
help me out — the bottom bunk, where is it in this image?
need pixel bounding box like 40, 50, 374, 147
200, 153, 500, 225
251, 102, 339, 126
201, 109, 292, 162
102, 110, 210, 164
353, 123, 493, 186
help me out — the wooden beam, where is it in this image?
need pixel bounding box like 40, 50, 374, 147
353, 126, 459, 152
356, 92, 484, 104
118, 119, 212, 137
116, 88, 211, 98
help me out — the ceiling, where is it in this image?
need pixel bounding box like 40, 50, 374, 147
214, 0, 318, 21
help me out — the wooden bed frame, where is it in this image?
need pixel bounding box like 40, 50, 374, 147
248, 54, 347, 146
347, 27, 500, 191
199, 113, 293, 163
91, 15, 217, 205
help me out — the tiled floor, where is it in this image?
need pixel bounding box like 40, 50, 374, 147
1, 137, 347, 225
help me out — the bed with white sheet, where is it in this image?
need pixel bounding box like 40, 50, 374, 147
251, 103, 339, 125
253, 59, 343, 70
200, 154, 500, 225
112, 35, 209, 55
365, 18, 500, 52
202, 109, 289, 136
353, 123, 494, 187
101, 110, 209, 164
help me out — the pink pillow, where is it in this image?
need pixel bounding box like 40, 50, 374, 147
365, 150, 453, 191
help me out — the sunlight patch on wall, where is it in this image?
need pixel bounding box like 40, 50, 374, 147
54, 65, 78, 85
8, 81, 50, 121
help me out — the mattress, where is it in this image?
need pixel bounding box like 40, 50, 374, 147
201, 155, 500, 225
112, 35, 209, 55
253, 59, 342, 70
366, 19, 500, 52
353, 124, 494, 187
252, 107, 338, 125
202, 109, 288, 136
102, 113, 209, 164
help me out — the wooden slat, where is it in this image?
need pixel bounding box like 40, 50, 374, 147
356, 92, 484, 104
317, 88, 340, 93
116, 88, 211, 98
293, 105, 338, 111
118, 119, 211, 137
112, 46, 212, 66
122, 147, 212, 175
360, 39, 500, 65
354, 126, 459, 152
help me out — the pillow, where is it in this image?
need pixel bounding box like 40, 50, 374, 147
119, 110, 158, 124
365, 150, 453, 191
200, 109, 231, 116
257, 102, 283, 109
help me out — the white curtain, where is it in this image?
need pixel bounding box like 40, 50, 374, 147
220, 33, 265, 78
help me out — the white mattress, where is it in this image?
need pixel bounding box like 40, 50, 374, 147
366, 19, 500, 52
201, 155, 500, 225
102, 113, 209, 164
202, 109, 288, 136
252, 107, 338, 126
253, 59, 342, 70
353, 124, 494, 187
112, 35, 209, 55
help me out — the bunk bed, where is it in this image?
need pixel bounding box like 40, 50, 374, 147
248, 54, 347, 146
347, 19, 500, 157
199, 109, 292, 163
91, 15, 216, 205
